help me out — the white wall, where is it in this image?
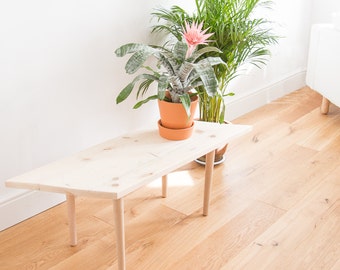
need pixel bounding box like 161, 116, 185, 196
0, 0, 185, 230
225, 0, 313, 119
312, 0, 340, 23
0, 0, 326, 230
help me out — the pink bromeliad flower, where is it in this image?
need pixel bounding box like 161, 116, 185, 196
183, 21, 213, 58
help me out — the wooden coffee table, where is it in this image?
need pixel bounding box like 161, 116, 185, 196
6, 121, 251, 270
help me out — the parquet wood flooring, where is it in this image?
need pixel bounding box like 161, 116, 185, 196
1, 87, 339, 269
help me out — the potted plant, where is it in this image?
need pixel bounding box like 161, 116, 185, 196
115, 21, 225, 140
151, 0, 278, 159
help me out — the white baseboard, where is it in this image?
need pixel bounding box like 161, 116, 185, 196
0, 191, 65, 231
226, 71, 307, 120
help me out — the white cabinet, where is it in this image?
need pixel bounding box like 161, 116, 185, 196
306, 24, 340, 113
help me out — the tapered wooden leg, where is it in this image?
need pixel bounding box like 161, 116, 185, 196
203, 150, 215, 216
321, 96, 330, 114
113, 198, 126, 270
162, 175, 168, 198
66, 194, 77, 246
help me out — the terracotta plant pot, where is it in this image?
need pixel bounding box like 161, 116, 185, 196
157, 120, 195, 140
157, 94, 198, 140
195, 144, 228, 165
195, 120, 231, 165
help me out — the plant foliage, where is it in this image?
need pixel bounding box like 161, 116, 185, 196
152, 0, 279, 122
115, 39, 225, 117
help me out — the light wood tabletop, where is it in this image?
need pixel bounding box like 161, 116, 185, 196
6, 120, 251, 270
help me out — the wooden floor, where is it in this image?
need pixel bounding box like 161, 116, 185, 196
1, 87, 339, 270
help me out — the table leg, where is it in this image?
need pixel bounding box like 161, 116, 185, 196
321, 96, 330, 114
203, 150, 215, 216
66, 194, 77, 246
162, 175, 168, 198
113, 198, 126, 270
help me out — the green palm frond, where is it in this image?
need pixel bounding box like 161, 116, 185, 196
151, 6, 189, 40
